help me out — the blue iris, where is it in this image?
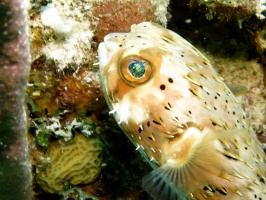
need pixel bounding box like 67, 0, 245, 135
128, 60, 146, 78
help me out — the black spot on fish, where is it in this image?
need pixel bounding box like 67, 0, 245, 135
225, 99, 228, 103
168, 78, 173, 83
188, 110, 192, 114
214, 107, 217, 110
137, 36, 141, 38
147, 121, 150, 127
233, 111, 236, 115
119, 44, 122, 47
212, 122, 217, 126
160, 84, 166, 90
138, 127, 142, 133
164, 106, 170, 110
215, 96, 218, 99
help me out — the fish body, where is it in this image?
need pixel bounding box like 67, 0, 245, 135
98, 22, 266, 199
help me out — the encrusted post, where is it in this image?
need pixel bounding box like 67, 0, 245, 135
0, 0, 32, 199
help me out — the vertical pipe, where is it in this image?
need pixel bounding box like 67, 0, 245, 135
0, 0, 32, 199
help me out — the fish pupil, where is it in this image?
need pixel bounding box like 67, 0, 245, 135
128, 61, 145, 78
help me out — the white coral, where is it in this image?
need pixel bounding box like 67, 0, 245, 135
40, 1, 94, 71
256, 0, 266, 19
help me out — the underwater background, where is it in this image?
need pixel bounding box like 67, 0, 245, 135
0, 0, 266, 199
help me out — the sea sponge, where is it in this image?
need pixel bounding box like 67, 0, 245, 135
36, 134, 102, 193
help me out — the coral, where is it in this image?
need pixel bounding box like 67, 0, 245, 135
36, 133, 102, 193
57, 68, 105, 114
60, 187, 98, 200
30, 0, 94, 71
27, 0, 170, 198
254, 23, 266, 55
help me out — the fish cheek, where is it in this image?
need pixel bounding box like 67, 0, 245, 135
111, 78, 133, 101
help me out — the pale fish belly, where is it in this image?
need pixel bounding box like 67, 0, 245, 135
98, 22, 266, 200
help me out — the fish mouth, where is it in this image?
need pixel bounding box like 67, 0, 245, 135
98, 42, 108, 69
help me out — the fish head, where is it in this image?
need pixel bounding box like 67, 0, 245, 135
98, 22, 211, 164
99, 22, 193, 127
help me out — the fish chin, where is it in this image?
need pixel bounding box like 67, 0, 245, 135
98, 42, 109, 68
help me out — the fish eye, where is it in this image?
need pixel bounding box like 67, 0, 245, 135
119, 55, 153, 86
128, 60, 145, 78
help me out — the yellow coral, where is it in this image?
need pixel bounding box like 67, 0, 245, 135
36, 134, 102, 193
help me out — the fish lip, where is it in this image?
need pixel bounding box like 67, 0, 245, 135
98, 42, 108, 68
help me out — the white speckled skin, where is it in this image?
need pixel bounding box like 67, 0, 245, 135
98, 22, 266, 200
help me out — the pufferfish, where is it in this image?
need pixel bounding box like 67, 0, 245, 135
98, 22, 266, 200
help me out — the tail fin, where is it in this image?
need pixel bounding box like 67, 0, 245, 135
142, 129, 247, 200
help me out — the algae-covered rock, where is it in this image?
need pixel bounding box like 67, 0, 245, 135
36, 134, 102, 193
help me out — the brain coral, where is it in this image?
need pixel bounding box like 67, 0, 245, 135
36, 134, 102, 193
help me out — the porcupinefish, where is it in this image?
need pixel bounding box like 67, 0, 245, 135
98, 22, 266, 200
